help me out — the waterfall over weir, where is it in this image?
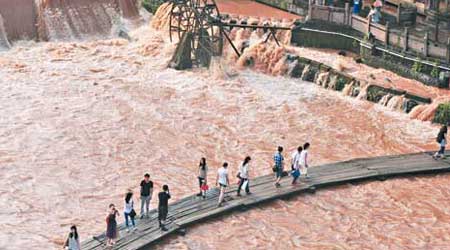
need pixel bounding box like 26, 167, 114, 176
0, 14, 10, 50
0, 0, 141, 46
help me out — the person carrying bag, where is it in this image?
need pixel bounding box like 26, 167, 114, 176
291, 146, 303, 185
237, 156, 252, 196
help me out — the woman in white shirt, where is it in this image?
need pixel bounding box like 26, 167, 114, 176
124, 191, 137, 232
291, 146, 303, 184
300, 143, 311, 179
237, 156, 251, 196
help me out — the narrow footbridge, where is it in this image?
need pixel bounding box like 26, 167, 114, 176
82, 152, 450, 249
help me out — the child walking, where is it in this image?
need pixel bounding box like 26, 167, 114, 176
200, 179, 209, 199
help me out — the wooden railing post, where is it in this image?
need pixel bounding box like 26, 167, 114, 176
403, 27, 409, 52
328, 6, 331, 22
307, 0, 313, 21
446, 38, 450, 63
345, 2, 350, 25
385, 21, 390, 47
424, 32, 429, 57
367, 16, 371, 35
434, 19, 439, 41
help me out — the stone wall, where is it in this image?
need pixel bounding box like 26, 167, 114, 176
291, 25, 450, 88
286, 54, 432, 114
359, 42, 447, 88
291, 24, 361, 53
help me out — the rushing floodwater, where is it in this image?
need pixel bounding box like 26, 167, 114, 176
0, 25, 449, 250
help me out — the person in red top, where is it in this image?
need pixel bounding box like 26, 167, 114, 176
200, 179, 209, 199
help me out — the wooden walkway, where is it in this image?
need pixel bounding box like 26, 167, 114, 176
82, 152, 450, 250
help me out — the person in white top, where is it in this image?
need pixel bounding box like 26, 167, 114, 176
124, 191, 137, 232
300, 143, 310, 179
291, 146, 303, 184
291, 146, 302, 170
216, 162, 229, 207
237, 156, 251, 196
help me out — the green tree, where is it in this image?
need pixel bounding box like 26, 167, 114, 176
142, 0, 164, 14
433, 103, 450, 124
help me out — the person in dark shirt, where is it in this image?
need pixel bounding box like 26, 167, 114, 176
158, 185, 171, 231
140, 173, 154, 219
433, 123, 448, 159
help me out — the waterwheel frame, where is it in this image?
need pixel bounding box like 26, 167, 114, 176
169, 0, 224, 66
169, 0, 196, 42
191, 0, 223, 57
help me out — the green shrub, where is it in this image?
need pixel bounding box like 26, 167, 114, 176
433, 102, 450, 124
363, 34, 369, 42
411, 58, 422, 74
142, 0, 164, 14
431, 62, 440, 78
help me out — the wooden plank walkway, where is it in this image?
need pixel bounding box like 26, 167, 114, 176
82, 151, 450, 250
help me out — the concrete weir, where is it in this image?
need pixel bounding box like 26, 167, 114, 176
286, 55, 432, 114
83, 152, 450, 250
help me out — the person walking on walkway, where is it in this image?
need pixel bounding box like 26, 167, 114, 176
158, 185, 171, 231
106, 204, 119, 246
291, 146, 303, 184
237, 156, 251, 196
124, 190, 137, 232
433, 123, 448, 159
63, 225, 80, 250
367, 5, 381, 23
200, 179, 209, 199
216, 162, 229, 206
300, 143, 311, 179
353, 0, 361, 14
197, 157, 208, 196
140, 173, 153, 219
273, 146, 284, 187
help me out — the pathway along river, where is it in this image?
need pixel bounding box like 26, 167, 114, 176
0, 24, 449, 249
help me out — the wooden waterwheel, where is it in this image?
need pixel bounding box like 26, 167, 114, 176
169, 0, 223, 67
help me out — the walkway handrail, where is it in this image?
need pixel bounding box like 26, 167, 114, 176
298, 26, 450, 71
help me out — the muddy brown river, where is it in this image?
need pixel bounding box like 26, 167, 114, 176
0, 20, 449, 249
